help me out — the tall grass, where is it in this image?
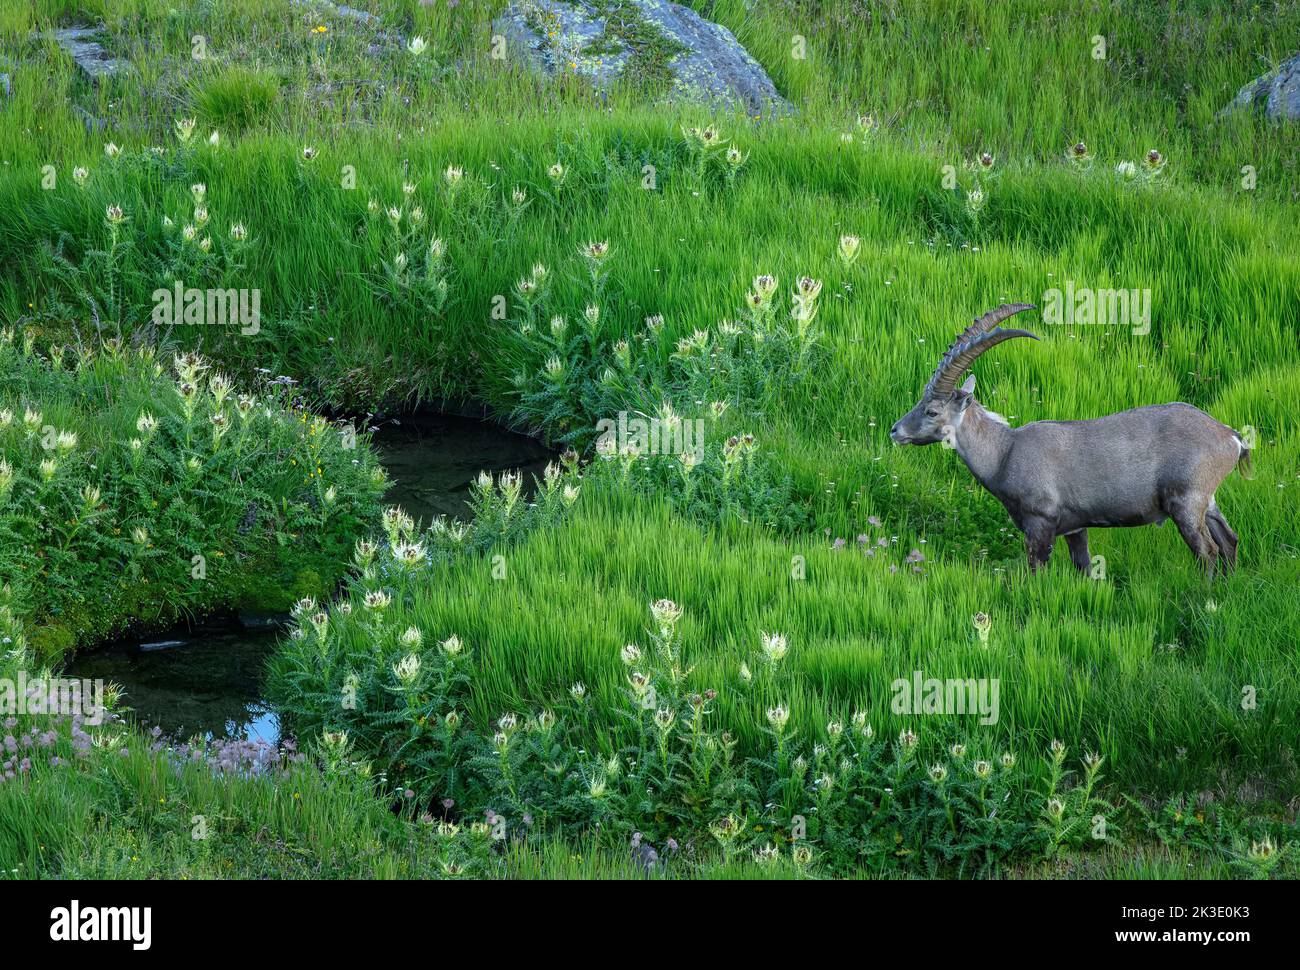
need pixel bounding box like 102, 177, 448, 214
0, 0, 1296, 877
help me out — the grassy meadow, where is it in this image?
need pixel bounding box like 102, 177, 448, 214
0, 0, 1297, 879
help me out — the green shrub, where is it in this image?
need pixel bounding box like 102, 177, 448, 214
0, 335, 386, 659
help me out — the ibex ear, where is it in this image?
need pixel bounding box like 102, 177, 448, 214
952, 374, 976, 412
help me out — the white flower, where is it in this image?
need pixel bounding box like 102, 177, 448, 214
363, 589, 392, 612
407, 35, 428, 56
760, 631, 788, 663
650, 598, 682, 630
393, 653, 421, 685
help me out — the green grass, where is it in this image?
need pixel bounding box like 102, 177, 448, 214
0, 0, 1297, 878
355, 489, 1300, 796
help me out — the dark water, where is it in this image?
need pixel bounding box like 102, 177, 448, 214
62, 414, 555, 744
372, 412, 555, 523
65, 627, 282, 744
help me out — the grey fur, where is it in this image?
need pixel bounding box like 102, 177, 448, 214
891, 305, 1249, 574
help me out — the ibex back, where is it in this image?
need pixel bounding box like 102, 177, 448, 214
890, 304, 1250, 574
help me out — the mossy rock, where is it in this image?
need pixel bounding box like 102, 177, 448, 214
241, 564, 330, 613
495, 0, 788, 114
30, 622, 76, 666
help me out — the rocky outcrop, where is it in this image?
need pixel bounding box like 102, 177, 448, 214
51, 26, 129, 81
1220, 52, 1300, 120
291, 0, 405, 52
494, 0, 787, 114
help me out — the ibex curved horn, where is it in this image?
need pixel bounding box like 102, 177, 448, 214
925, 303, 1039, 398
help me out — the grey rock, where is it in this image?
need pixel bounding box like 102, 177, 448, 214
72, 104, 108, 132
292, 0, 379, 26
292, 0, 405, 45
494, 0, 787, 114
1220, 52, 1300, 120
50, 26, 129, 81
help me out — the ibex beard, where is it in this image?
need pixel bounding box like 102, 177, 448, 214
891, 304, 1251, 575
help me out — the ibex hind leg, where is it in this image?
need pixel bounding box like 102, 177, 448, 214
1206, 507, 1238, 570
1168, 499, 1219, 577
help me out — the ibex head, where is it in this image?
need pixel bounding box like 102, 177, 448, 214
890, 303, 1038, 445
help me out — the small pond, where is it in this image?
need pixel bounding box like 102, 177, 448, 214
63, 413, 555, 744
64, 624, 283, 744
371, 411, 555, 525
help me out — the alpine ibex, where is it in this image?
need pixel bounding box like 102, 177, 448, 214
890, 304, 1250, 574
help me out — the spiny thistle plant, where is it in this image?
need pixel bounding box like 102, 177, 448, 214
35, 200, 136, 340
269, 458, 587, 807
0, 336, 385, 661
587, 421, 808, 532
674, 272, 827, 407
1115, 148, 1168, 185
681, 124, 746, 189
365, 183, 452, 315
35, 124, 243, 342
274, 592, 1124, 876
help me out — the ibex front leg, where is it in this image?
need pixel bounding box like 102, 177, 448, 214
1022, 517, 1056, 573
